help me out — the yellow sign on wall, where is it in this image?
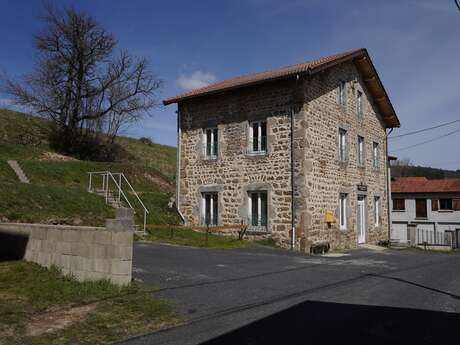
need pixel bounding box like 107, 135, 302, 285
325, 210, 334, 223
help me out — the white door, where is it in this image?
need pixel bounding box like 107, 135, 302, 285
391, 223, 408, 243
357, 197, 366, 244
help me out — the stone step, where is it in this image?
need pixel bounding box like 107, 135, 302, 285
7, 160, 30, 183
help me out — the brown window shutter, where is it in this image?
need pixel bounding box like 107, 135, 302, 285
453, 199, 460, 210
432, 199, 439, 211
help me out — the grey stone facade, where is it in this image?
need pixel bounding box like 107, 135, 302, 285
176, 61, 391, 250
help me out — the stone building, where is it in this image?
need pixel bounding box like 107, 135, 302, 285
163, 48, 400, 250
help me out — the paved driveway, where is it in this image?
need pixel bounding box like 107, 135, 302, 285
116, 242, 460, 345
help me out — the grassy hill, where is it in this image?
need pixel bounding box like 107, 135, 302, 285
0, 108, 179, 227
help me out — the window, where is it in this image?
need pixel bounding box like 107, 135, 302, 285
372, 142, 379, 169
249, 121, 267, 154
339, 193, 348, 230
374, 196, 380, 226
203, 128, 218, 159
338, 81, 346, 106
357, 136, 364, 166
415, 199, 427, 218
339, 128, 347, 161
357, 90, 363, 119
248, 191, 268, 228
392, 198, 405, 211
439, 199, 453, 210
202, 192, 218, 225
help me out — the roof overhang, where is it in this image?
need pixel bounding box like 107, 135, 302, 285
163, 48, 400, 128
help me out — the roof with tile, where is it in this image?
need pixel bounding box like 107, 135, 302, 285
163, 48, 400, 128
392, 177, 460, 193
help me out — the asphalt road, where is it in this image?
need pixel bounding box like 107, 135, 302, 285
115, 242, 460, 345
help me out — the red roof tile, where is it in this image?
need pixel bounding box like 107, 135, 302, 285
163, 48, 400, 128
392, 177, 460, 193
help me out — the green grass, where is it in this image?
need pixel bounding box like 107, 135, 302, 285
0, 107, 179, 227
0, 261, 178, 345
117, 136, 177, 181
140, 226, 276, 249
0, 183, 114, 225
0, 161, 18, 183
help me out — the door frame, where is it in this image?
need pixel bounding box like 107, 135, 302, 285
357, 195, 366, 244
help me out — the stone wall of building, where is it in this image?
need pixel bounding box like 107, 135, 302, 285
178, 79, 298, 246
295, 61, 389, 250
177, 61, 389, 250
0, 208, 134, 285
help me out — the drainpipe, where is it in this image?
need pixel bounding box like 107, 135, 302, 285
385, 127, 394, 241
290, 75, 300, 250
176, 109, 185, 224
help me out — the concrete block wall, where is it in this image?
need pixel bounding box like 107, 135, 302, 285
0, 208, 134, 286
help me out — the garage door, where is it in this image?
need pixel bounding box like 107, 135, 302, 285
391, 223, 408, 242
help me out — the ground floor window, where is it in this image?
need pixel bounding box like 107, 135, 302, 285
339, 193, 348, 230
202, 192, 218, 225
248, 191, 267, 227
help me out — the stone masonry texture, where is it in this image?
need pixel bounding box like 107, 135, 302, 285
177, 61, 389, 250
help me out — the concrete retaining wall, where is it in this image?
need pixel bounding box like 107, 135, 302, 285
0, 208, 134, 286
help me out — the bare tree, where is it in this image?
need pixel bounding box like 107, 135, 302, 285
2, 5, 161, 156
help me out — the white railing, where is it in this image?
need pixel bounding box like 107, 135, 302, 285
88, 171, 149, 232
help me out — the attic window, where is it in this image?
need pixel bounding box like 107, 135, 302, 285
357, 90, 363, 119
338, 81, 346, 106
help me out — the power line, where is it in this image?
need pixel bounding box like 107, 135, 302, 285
389, 118, 460, 139
391, 127, 460, 152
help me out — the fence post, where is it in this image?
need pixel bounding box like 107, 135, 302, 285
170, 224, 174, 239
205, 224, 209, 246
88, 173, 92, 192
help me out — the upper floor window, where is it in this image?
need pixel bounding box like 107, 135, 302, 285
339, 193, 348, 230
439, 199, 452, 210
338, 128, 347, 161
202, 192, 218, 225
249, 121, 267, 154
372, 142, 379, 168
357, 90, 363, 119
392, 198, 405, 211
374, 196, 380, 226
357, 136, 364, 166
203, 128, 218, 159
338, 81, 346, 106
248, 191, 268, 228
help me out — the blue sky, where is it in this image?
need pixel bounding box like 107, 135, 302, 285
1, 0, 459, 169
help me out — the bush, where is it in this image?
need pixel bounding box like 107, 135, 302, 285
140, 136, 155, 146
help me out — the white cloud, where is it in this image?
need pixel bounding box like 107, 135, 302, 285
177, 71, 217, 91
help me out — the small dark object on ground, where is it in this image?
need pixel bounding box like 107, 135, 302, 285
310, 240, 330, 254
378, 239, 390, 247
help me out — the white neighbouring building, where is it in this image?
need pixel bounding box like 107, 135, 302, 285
391, 177, 460, 247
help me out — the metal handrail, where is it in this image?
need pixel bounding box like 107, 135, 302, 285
88, 171, 149, 232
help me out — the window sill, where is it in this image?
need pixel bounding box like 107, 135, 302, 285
392, 210, 406, 212
438, 210, 454, 213
246, 152, 267, 159
202, 157, 218, 162
415, 217, 428, 220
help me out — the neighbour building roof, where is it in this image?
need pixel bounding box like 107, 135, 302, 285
163, 48, 400, 128
392, 177, 460, 193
